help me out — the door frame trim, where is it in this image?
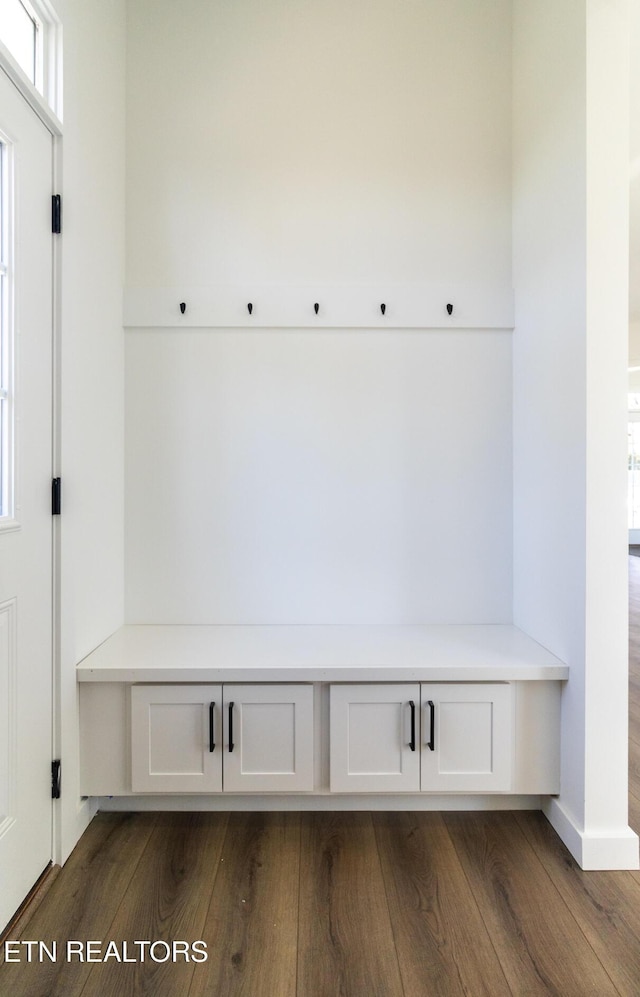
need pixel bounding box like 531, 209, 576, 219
0, 35, 62, 138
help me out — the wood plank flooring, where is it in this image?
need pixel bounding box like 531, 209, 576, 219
3, 563, 640, 995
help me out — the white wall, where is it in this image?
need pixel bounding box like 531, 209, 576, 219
55, 0, 126, 861
124, 0, 514, 625
513, 0, 637, 868
126, 0, 512, 289
513, 1, 587, 679
125, 329, 512, 624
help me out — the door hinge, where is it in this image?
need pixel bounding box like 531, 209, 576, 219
52, 760, 61, 799
52, 477, 61, 515
51, 194, 61, 234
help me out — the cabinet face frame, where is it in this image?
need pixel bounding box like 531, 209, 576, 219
86, 677, 558, 798
131, 684, 223, 793
329, 683, 421, 792
222, 683, 314, 792
420, 682, 513, 792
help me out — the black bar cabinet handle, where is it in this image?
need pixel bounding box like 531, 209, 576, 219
209, 702, 215, 752
408, 700, 416, 751
228, 701, 234, 752
427, 700, 435, 751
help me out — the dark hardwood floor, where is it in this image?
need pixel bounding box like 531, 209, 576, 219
3, 568, 640, 996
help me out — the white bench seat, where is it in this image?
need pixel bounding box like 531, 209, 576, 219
76, 623, 569, 684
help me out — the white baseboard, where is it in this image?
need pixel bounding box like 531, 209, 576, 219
543, 797, 640, 870
56, 796, 99, 866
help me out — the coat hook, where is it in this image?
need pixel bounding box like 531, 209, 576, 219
446, 303, 453, 316
314, 302, 319, 315
380, 303, 386, 316
247, 303, 253, 315
180, 302, 186, 314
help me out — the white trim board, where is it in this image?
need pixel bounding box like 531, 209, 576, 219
123, 283, 514, 330
0, 43, 62, 137
543, 797, 640, 871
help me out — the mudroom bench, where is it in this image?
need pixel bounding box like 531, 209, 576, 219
77, 624, 568, 806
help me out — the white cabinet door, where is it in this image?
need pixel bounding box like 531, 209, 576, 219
330, 684, 420, 792
222, 684, 314, 792
131, 684, 222, 792
420, 683, 512, 792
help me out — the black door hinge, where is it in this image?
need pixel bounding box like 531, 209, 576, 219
52, 477, 61, 515
52, 760, 61, 799
52, 194, 61, 234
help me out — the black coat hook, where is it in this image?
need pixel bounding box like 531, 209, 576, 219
180, 302, 186, 314
446, 303, 453, 316
380, 303, 386, 316
314, 302, 319, 315
247, 303, 253, 315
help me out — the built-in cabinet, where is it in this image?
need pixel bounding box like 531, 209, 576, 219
329, 682, 512, 793
126, 680, 516, 795
131, 683, 314, 793
78, 623, 567, 801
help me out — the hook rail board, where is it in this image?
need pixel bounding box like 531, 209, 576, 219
123, 284, 514, 330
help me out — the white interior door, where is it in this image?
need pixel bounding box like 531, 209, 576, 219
0, 67, 54, 931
